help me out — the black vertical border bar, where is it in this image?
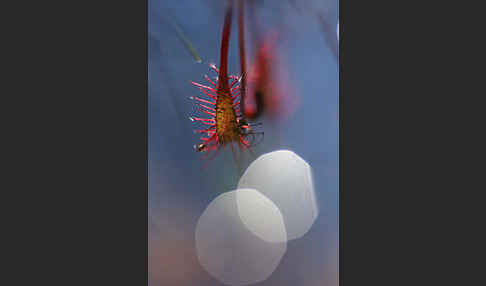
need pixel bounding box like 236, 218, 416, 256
3, 0, 148, 284
339, 0, 417, 283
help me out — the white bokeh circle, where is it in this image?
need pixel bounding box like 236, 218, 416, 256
195, 189, 287, 286
237, 150, 318, 241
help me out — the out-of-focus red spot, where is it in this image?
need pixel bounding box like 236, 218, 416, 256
244, 30, 298, 123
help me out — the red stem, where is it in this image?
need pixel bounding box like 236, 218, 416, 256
218, 3, 233, 92
238, 0, 247, 114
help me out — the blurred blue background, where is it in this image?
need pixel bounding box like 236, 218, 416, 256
148, 0, 338, 285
